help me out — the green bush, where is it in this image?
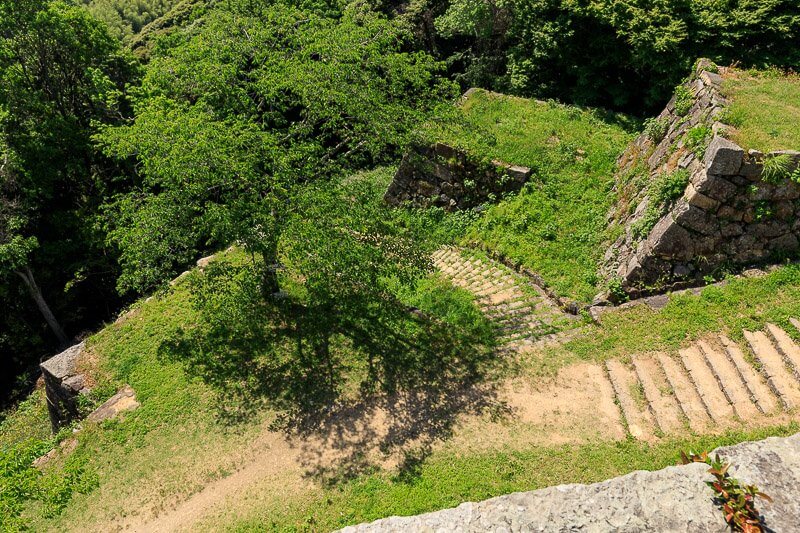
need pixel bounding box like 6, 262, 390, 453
685, 125, 712, 157
673, 85, 694, 116
643, 116, 670, 142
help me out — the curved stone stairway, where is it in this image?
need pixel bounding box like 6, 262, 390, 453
432, 246, 800, 441
432, 247, 583, 350
606, 320, 800, 440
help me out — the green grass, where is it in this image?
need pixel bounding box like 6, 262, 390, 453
220, 424, 798, 531
532, 264, 800, 378
424, 89, 635, 302
5, 162, 800, 530
722, 70, 800, 152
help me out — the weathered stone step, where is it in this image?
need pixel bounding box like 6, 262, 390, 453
744, 330, 800, 410
719, 335, 779, 415
657, 353, 712, 433
631, 356, 684, 434
433, 246, 573, 347
697, 339, 760, 420
605, 360, 656, 441
679, 346, 735, 424
766, 324, 800, 381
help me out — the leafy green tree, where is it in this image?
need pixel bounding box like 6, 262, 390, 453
81, 0, 181, 42
99, 0, 456, 296
0, 0, 136, 365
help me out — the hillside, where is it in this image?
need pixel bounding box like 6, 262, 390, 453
6, 67, 800, 529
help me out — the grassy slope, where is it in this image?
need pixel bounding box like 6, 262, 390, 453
5, 86, 800, 529
722, 70, 800, 152
429, 90, 635, 302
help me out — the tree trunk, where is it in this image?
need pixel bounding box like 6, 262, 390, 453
16, 266, 68, 346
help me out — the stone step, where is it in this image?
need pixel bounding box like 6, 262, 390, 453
718, 335, 779, 414
679, 346, 735, 423
744, 330, 800, 410
631, 356, 684, 434
605, 360, 656, 441
766, 324, 800, 381
657, 353, 712, 433
697, 339, 760, 420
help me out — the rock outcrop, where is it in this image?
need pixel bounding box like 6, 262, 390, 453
604, 60, 800, 298
341, 432, 800, 532
384, 142, 531, 211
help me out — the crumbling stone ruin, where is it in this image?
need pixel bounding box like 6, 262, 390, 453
40, 342, 89, 431
384, 142, 531, 211
604, 60, 800, 298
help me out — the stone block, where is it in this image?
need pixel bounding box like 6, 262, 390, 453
692, 170, 738, 201
673, 200, 719, 236
770, 233, 800, 253
434, 142, 458, 160
748, 221, 790, 239
416, 180, 438, 197
704, 136, 744, 175
717, 205, 744, 221
720, 223, 744, 237
684, 183, 720, 211
41, 342, 87, 432
646, 215, 695, 259
87, 385, 140, 423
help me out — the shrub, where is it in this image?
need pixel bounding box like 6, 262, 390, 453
682, 451, 771, 533
673, 85, 695, 116
631, 169, 690, 241
643, 117, 670, 142
685, 125, 712, 157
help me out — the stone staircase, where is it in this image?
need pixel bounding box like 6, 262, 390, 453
606, 319, 800, 440
432, 247, 581, 349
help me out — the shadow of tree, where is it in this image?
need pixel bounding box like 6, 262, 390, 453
159, 262, 510, 484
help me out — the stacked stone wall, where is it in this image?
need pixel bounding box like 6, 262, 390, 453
604, 60, 800, 298
384, 142, 531, 211
40, 342, 88, 431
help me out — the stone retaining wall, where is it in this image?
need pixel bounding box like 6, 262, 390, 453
40, 342, 88, 431
341, 432, 800, 532
384, 142, 531, 211
603, 60, 800, 298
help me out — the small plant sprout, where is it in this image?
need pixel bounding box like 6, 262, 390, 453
681, 451, 772, 533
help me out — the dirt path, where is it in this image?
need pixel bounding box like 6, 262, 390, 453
107, 245, 800, 531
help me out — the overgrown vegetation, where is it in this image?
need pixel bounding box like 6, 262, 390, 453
81, 0, 181, 41
3, 0, 800, 529
428, 0, 800, 113
423, 89, 634, 302
630, 169, 690, 241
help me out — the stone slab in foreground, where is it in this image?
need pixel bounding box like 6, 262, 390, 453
340, 433, 800, 532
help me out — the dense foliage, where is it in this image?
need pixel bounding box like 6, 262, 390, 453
430, 0, 800, 111
0, 0, 137, 398
82, 0, 181, 41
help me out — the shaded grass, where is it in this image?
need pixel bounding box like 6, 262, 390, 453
222, 423, 799, 532
424, 89, 635, 302
722, 70, 800, 152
